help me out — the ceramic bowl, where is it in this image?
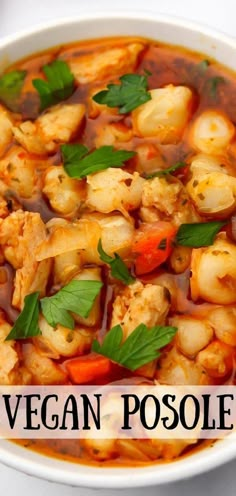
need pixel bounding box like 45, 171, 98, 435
0, 10, 236, 488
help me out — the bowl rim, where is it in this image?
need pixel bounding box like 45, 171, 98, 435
1, 437, 236, 488
0, 9, 236, 488
0, 9, 236, 52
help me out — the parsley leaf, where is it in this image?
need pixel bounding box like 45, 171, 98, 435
157, 239, 167, 250
176, 221, 226, 247
0, 70, 26, 112
41, 280, 103, 329
98, 239, 135, 285
61, 144, 135, 178
33, 60, 75, 111
5, 281, 103, 340
208, 76, 225, 98
198, 60, 210, 72
93, 73, 151, 114
92, 323, 177, 371
5, 292, 41, 341
145, 161, 186, 179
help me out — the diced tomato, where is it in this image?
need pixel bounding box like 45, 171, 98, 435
132, 221, 177, 275
173, 164, 189, 180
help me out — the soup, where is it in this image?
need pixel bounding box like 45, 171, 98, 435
0, 35, 236, 466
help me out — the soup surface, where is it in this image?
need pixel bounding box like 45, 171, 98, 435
0, 35, 236, 466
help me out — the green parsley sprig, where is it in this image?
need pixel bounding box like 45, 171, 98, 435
33, 60, 75, 111
208, 76, 225, 98
0, 69, 26, 112
197, 60, 210, 73
6, 280, 102, 340
5, 292, 41, 341
98, 239, 135, 285
61, 144, 135, 178
176, 221, 226, 247
92, 323, 177, 371
41, 280, 102, 329
93, 72, 151, 114
144, 162, 186, 179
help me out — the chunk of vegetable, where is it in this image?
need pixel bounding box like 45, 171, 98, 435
65, 353, 113, 384
132, 221, 177, 274
0, 106, 13, 157
132, 85, 192, 143
190, 110, 235, 154
111, 281, 170, 339
69, 43, 145, 84
140, 176, 197, 227
170, 315, 213, 358
190, 234, 236, 304
197, 340, 233, 378
186, 154, 236, 217
86, 168, 144, 216
13, 103, 85, 155
43, 165, 86, 216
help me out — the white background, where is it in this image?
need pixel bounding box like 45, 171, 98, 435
0, 0, 236, 494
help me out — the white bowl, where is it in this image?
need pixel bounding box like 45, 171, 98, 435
0, 10, 236, 488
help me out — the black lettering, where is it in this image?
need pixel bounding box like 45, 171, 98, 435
24, 394, 40, 430
41, 395, 59, 430
140, 395, 160, 429
179, 394, 200, 430
3, 394, 22, 429
217, 394, 233, 430
81, 394, 101, 430
161, 394, 179, 429
121, 394, 140, 430
59, 394, 79, 430
201, 394, 216, 430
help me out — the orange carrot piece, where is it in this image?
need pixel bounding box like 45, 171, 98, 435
65, 353, 112, 384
